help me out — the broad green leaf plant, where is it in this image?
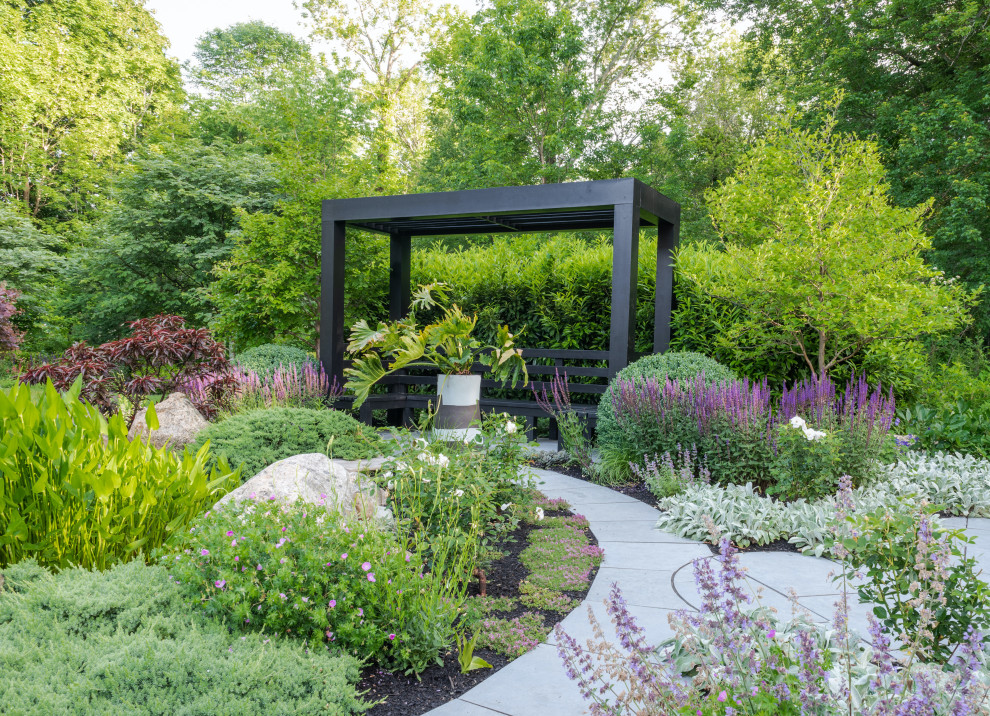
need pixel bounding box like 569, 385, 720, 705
345, 283, 527, 407
0, 379, 239, 569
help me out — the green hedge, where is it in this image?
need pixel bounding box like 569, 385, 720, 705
0, 559, 366, 715
191, 407, 384, 479
412, 234, 660, 353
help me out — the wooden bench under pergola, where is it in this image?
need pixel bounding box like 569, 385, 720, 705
319, 178, 680, 438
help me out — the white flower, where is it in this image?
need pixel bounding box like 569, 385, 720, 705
534, 507, 545, 521
453, 489, 464, 497
803, 428, 827, 441
437, 454, 450, 468
416, 452, 428, 462
500, 502, 511, 512
788, 416, 807, 429
505, 421, 517, 434
422, 478, 431, 484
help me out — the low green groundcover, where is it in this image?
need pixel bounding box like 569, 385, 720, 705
191, 407, 384, 479
0, 560, 367, 716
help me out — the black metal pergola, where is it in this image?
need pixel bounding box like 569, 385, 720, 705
320, 178, 680, 430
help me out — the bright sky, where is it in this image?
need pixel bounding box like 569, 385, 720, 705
145, 0, 483, 66
145, 0, 314, 64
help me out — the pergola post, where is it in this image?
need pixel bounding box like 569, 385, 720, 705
388, 233, 412, 425
653, 206, 680, 353
320, 208, 347, 387
609, 202, 639, 376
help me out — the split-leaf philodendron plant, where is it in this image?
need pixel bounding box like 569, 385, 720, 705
345, 283, 527, 408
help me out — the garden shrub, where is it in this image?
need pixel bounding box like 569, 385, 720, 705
833, 503, 990, 663
0, 559, 366, 715
166, 498, 469, 675
654, 451, 990, 552
556, 541, 990, 715
20, 314, 236, 423
190, 407, 383, 478
597, 351, 736, 482
234, 343, 314, 377
0, 380, 239, 569
609, 372, 894, 498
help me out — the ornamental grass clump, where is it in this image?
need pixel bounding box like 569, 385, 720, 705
0, 380, 239, 570
611, 371, 895, 499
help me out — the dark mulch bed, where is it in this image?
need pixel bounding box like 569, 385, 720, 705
539, 461, 800, 555
359, 508, 599, 715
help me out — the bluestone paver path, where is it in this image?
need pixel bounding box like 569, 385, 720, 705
424, 468, 990, 716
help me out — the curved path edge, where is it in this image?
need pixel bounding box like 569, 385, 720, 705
424, 471, 990, 716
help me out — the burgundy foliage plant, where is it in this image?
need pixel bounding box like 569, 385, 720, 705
20, 315, 236, 425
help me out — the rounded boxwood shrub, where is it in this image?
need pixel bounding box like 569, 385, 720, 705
0, 559, 366, 715
191, 407, 384, 479
234, 343, 313, 376
597, 351, 735, 482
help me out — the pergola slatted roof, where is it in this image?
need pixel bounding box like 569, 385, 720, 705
320, 178, 680, 429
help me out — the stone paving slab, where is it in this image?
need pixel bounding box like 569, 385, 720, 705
425, 699, 509, 715
546, 599, 678, 648
599, 540, 711, 572
456, 644, 588, 715
547, 485, 643, 505
566, 500, 660, 522
584, 567, 688, 610
671, 561, 824, 623
736, 551, 844, 597
589, 520, 697, 544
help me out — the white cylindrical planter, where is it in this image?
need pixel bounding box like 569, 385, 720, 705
433, 373, 482, 442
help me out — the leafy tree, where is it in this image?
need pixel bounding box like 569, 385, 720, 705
725, 0, 990, 337
686, 111, 975, 380
0, 203, 64, 344
64, 141, 279, 341
631, 35, 786, 243
211, 67, 380, 356
0, 0, 182, 223
421, 0, 699, 189
422, 0, 596, 188
186, 21, 311, 103
301, 0, 435, 186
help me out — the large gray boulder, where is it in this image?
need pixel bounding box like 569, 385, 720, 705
214, 453, 391, 521
129, 392, 208, 450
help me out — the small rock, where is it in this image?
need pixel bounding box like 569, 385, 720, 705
129, 392, 209, 450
